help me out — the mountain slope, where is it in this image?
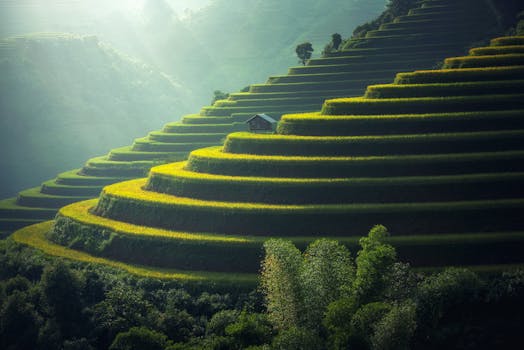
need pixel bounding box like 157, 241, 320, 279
0, 0, 501, 234
0, 33, 192, 198
18, 33, 524, 282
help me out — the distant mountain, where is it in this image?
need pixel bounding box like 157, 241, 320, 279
123, 0, 387, 101
183, 0, 387, 92
0, 33, 192, 197
0, 0, 387, 105
0, 1, 387, 197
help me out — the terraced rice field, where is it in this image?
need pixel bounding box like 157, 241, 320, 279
15, 34, 524, 281
0, 0, 497, 233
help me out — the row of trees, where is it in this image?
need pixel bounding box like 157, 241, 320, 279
260, 226, 524, 349
1, 227, 523, 349
296, 33, 343, 65
0, 239, 260, 350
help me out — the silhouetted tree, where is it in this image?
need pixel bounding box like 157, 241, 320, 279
211, 90, 229, 105
295, 42, 314, 65
332, 33, 342, 50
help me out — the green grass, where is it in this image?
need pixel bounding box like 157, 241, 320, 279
108, 146, 187, 162
249, 79, 383, 93
277, 110, 524, 136
394, 66, 524, 84
344, 31, 481, 50
380, 18, 455, 30
219, 96, 329, 107
409, 6, 466, 15
132, 139, 218, 153
365, 26, 466, 38
0, 218, 43, 231
443, 54, 524, 69
94, 177, 524, 236
199, 104, 320, 116
146, 132, 227, 143
186, 146, 524, 178
229, 89, 357, 100
181, 116, 232, 124
288, 58, 438, 75
81, 156, 158, 177
17, 187, 90, 209
0, 198, 57, 219
162, 122, 246, 133
267, 69, 401, 84
12, 221, 258, 286
222, 130, 524, 156
364, 80, 524, 99
43, 200, 524, 272
490, 36, 524, 47
308, 50, 455, 65
320, 94, 524, 115
333, 42, 459, 58
469, 45, 524, 56
147, 161, 524, 204
394, 11, 471, 22
40, 180, 103, 197
55, 169, 131, 186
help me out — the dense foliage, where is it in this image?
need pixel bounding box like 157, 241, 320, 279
1, 226, 523, 349
352, 0, 418, 39
0, 239, 261, 350
352, 0, 524, 40
260, 226, 524, 350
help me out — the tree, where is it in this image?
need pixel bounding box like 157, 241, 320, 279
261, 239, 303, 330
413, 268, 483, 348
109, 327, 169, 350
271, 326, 324, 350
0, 291, 40, 350
206, 309, 240, 336
300, 239, 354, 330
225, 311, 272, 348
91, 284, 155, 349
386, 0, 418, 17
331, 33, 342, 50
158, 308, 195, 343
40, 262, 83, 338
371, 301, 417, 350
295, 42, 314, 65
352, 225, 397, 305
211, 90, 229, 105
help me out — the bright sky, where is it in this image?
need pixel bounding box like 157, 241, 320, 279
114, 0, 212, 16
0, 0, 213, 37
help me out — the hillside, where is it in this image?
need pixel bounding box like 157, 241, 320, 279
181, 0, 388, 92
0, 33, 193, 198
0, 0, 388, 106
16, 33, 524, 282
0, 0, 501, 234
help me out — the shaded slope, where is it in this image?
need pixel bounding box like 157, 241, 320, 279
16, 34, 524, 281
0, 0, 500, 234
0, 33, 192, 198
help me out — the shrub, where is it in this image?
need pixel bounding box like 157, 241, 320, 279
109, 327, 169, 350
225, 311, 272, 348
370, 301, 417, 350
271, 327, 323, 350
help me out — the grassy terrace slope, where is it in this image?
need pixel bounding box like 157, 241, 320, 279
14, 34, 524, 281
0, 0, 497, 234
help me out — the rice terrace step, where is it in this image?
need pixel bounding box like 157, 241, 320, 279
0, 0, 498, 235
12, 31, 524, 281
